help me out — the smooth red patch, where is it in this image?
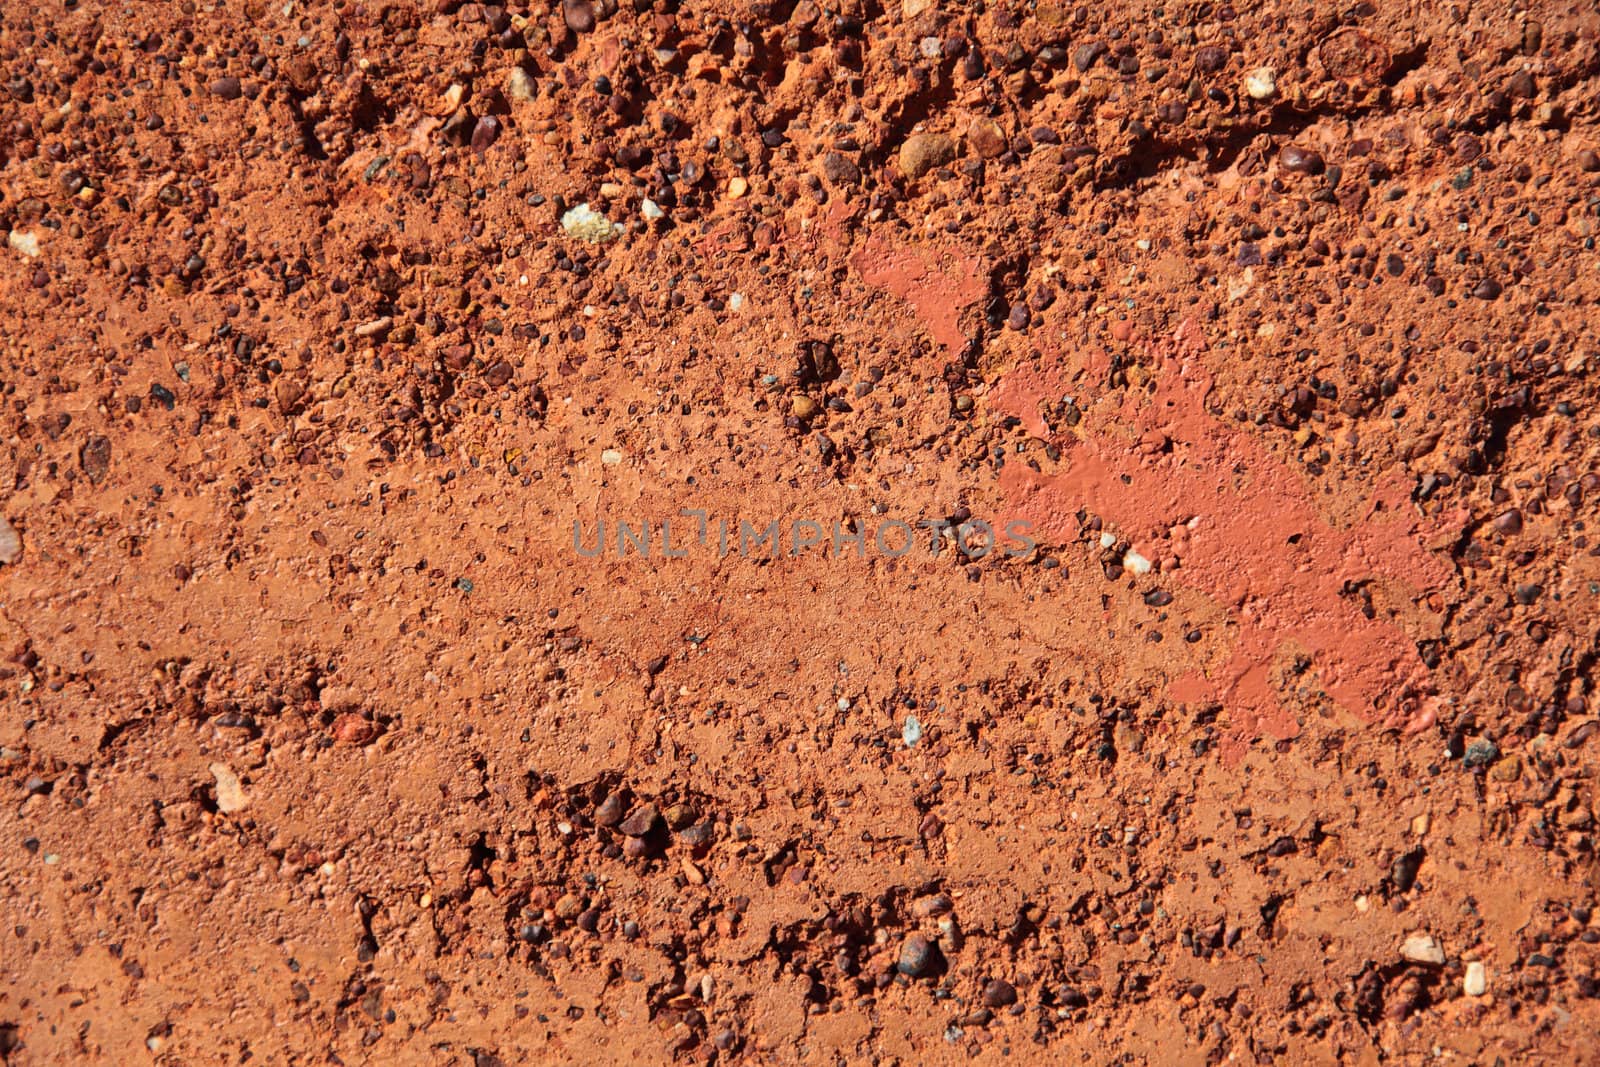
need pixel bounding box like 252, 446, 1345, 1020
993, 319, 1459, 748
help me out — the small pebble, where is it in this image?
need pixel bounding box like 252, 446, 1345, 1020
355, 316, 392, 339
561, 203, 623, 243
210, 763, 250, 813
899, 132, 956, 180
902, 714, 922, 747
563, 0, 595, 33
1401, 933, 1444, 965
619, 803, 659, 837
982, 979, 1018, 1008
1244, 67, 1276, 100
0, 516, 20, 565
1391, 848, 1423, 892
1279, 144, 1324, 175
594, 792, 626, 827
897, 933, 940, 977
1464, 961, 1487, 996
507, 67, 536, 104
7, 231, 40, 258
471, 116, 501, 153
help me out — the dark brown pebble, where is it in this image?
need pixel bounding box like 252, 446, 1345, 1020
1578, 149, 1600, 173
471, 116, 501, 153
619, 802, 659, 837
1392, 848, 1423, 891
897, 933, 941, 977
822, 151, 860, 184
1155, 100, 1187, 124
1493, 508, 1523, 535
678, 820, 716, 848
1473, 278, 1503, 300
209, 76, 242, 100
1194, 45, 1228, 73
1073, 42, 1105, 72
80, 435, 111, 484
1279, 144, 1324, 175
983, 978, 1018, 1008
563, 0, 594, 32
594, 791, 626, 827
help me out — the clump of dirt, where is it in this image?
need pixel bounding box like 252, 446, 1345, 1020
2, 0, 1599, 1063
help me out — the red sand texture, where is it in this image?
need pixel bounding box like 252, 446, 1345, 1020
4, 0, 1600, 1062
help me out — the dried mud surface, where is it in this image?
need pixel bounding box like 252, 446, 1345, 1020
2, 0, 1600, 1062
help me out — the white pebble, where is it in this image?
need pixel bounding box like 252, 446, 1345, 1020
728, 292, 746, 311
920, 37, 942, 59
1244, 67, 1277, 101
1099, 531, 1116, 549
640, 198, 665, 220
600, 448, 623, 466
902, 714, 923, 747
1464, 961, 1487, 996
560, 203, 623, 244
8, 230, 39, 258
1400, 933, 1445, 965
1122, 549, 1153, 575
209, 763, 250, 813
